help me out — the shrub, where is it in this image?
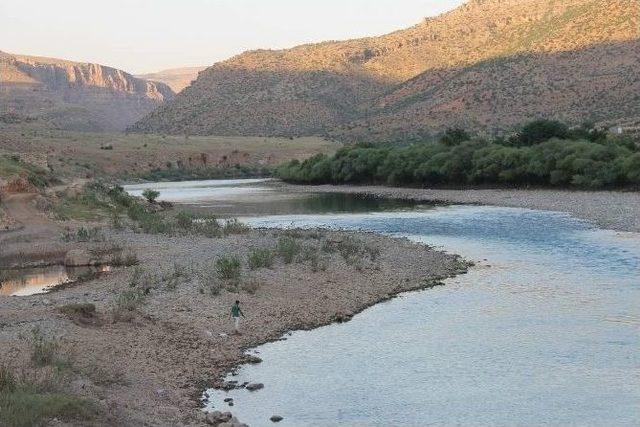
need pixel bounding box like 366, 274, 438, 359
142, 189, 160, 203
27, 328, 59, 367
58, 303, 96, 323
0, 365, 16, 393
112, 289, 145, 321
110, 249, 139, 267
0, 388, 95, 427
277, 236, 301, 264
60, 227, 103, 242
223, 218, 249, 235
248, 248, 275, 270
216, 256, 242, 281
440, 127, 470, 146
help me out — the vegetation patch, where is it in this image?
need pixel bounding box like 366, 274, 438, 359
247, 248, 275, 270
277, 236, 303, 264
0, 155, 59, 189
277, 120, 640, 189
58, 303, 99, 326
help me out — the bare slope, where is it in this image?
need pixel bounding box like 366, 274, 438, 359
136, 66, 206, 93
0, 52, 175, 132
131, 0, 639, 140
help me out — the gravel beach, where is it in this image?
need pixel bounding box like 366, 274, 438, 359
275, 183, 640, 233
0, 227, 466, 426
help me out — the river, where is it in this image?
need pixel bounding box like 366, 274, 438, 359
125, 179, 640, 427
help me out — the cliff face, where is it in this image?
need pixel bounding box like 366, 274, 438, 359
131, 0, 640, 141
0, 52, 174, 132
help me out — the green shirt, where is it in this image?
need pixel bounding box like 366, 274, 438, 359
231, 304, 241, 317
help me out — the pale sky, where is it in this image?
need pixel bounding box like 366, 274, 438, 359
0, 0, 465, 74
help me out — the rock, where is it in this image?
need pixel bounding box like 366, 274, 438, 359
223, 398, 233, 402
228, 402, 234, 406
65, 249, 92, 267
270, 415, 284, 422
205, 411, 222, 425
245, 382, 264, 391
205, 410, 233, 425
245, 355, 263, 364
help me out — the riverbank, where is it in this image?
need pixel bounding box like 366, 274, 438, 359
273, 183, 640, 233
0, 206, 467, 426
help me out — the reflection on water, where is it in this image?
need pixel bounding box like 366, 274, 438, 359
124, 179, 424, 216
0, 265, 110, 296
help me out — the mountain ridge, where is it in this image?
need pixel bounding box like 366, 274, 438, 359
0, 51, 174, 131
130, 0, 639, 140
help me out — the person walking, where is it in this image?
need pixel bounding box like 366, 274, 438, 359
230, 300, 245, 334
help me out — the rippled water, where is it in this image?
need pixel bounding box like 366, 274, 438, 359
128, 179, 640, 426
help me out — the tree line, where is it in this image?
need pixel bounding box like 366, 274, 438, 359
277, 120, 640, 189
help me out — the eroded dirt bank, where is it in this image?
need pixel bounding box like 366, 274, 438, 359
0, 224, 467, 426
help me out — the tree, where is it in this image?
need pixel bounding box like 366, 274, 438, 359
515, 119, 569, 146
439, 127, 470, 146
142, 189, 160, 203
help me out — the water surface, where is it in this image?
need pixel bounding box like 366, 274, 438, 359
133, 179, 640, 426
0, 265, 110, 296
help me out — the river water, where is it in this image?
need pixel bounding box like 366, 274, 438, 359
126, 180, 640, 426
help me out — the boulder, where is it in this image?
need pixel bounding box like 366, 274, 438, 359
65, 249, 92, 266
270, 415, 284, 422
245, 382, 264, 391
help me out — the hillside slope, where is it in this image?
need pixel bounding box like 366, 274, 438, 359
0, 52, 174, 132
131, 0, 639, 141
136, 66, 206, 93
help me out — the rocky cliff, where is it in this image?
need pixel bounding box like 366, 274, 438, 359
0, 52, 174, 132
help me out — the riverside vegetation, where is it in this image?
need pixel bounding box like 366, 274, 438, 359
277, 120, 640, 189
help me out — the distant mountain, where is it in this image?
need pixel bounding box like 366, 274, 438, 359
131, 0, 640, 141
0, 51, 174, 132
136, 67, 206, 93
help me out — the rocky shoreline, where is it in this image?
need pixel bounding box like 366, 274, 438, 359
273, 183, 640, 233
0, 222, 468, 426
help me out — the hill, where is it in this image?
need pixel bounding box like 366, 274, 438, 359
131, 0, 640, 141
0, 51, 175, 132
136, 66, 206, 93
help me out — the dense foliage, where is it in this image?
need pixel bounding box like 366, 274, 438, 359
277, 121, 639, 189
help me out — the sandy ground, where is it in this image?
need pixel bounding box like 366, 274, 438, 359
274, 183, 640, 233
0, 196, 466, 426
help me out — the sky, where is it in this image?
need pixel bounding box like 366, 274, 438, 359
0, 0, 465, 74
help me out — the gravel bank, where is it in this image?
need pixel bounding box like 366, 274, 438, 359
276, 183, 640, 233
0, 228, 466, 426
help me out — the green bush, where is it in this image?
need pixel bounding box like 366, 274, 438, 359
142, 189, 160, 203
28, 328, 59, 367
276, 119, 639, 189
248, 248, 275, 270
0, 388, 95, 427
216, 256, 242, 281
277, 236, 301, 264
